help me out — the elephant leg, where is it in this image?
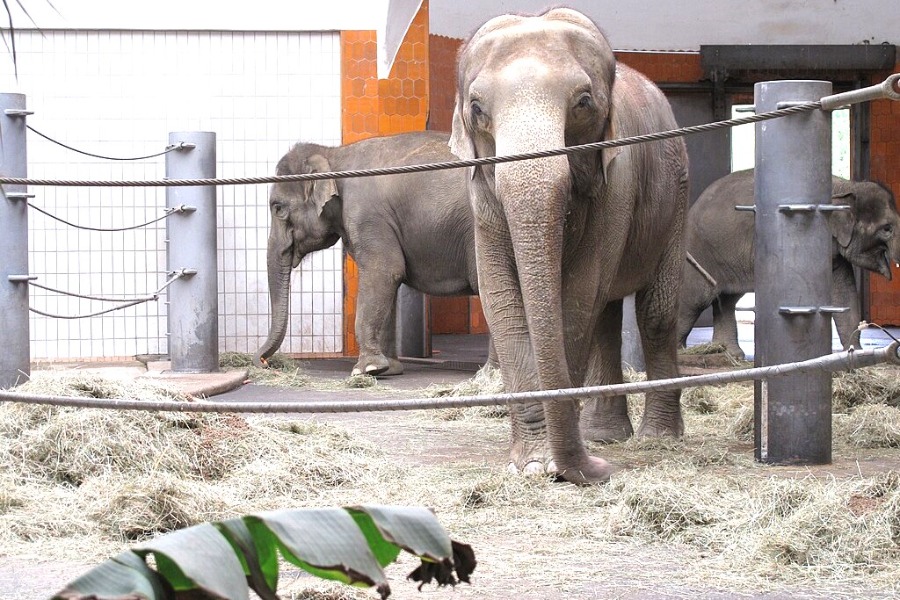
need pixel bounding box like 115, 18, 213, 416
831, 259, 861, 349
486, 334, 499, 369
710, 293, 746, 360
376, 303, 404, 376
352, 261, 404, 377
580, 299, 634, 443
634, 281, 684, 440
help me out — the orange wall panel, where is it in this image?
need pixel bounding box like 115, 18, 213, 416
340, 2, 431, 355
866, 60, 900, 325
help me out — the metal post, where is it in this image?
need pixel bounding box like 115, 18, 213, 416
753, 81, 833, 464
0, 94, 31, 388
165, 132, 219, 373
621, 294, 645, 371
396, 284, 430, 358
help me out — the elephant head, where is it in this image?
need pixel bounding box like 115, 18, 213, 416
449, 9, 632, 483
254, 147, 339, 366
825, 180, 900, 281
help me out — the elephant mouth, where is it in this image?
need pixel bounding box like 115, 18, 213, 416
877, 248, 894, 281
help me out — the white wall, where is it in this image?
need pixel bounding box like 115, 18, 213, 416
3, 0, 389, 32
430, 0, 899, 49
1, 30, 343, 361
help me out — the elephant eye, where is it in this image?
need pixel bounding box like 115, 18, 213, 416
470, 100, 484, 118
271, 200, 289, 220
574, 93, 594, 110
882, 223, 894, 235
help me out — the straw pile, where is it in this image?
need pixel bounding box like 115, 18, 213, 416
219, 351, 378, 390
1, 359, 898, 596
425, 364, 508, 420
0, 371, 397, 560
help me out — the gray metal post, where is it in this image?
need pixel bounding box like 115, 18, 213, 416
165, 132, 219, 373
621, 294, 645, 372
0, 94, 31, 388
396, 284, 430, 358
753, 81, 833, 464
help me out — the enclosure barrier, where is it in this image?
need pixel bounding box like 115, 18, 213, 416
0, 94, 220, 381
165, 132, 219, 373
0, 93, 32, 388
0, 75, 898, 465
754, 80, 835, 465
2, 341, 897, 413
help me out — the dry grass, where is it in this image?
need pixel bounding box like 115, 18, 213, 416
680, 341, 728, 355
2, 362, 900, 597
0, 371, 397, 559
219, 352, 378, 391
424, 365, 508, 420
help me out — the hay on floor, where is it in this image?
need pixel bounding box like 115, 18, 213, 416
2, 362, 900, 595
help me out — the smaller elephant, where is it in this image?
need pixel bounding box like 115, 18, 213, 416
255, 131, 479, 376
678, 169, 900, 359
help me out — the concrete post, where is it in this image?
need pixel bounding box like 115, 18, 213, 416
753, 81, 833, 464
395, 284, 430, 358
0, 94, 31, 388
165, 132, 219, 373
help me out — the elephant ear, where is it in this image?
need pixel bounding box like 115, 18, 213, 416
600, 72, 625, 184
824, 191, 856, 248
449, 100, 477, 179
600, 110, 622, 184
304, 154, 339, 216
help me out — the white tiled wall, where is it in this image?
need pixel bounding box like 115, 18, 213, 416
0, 29, 344, 361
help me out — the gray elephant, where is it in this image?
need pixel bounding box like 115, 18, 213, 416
450, 8, 689, 484
677, 168, 900, 359
255, 131, 479, 376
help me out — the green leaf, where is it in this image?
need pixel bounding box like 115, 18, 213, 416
348, 510, 402, 567
51, 551, 166, 600
246, 508, 387, 589
352, 505, 453, 562
214, 518, 279, 600
135, 522, 249, 600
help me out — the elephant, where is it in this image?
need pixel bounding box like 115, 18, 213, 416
254, 131, 480, 377
450, 8, 689, 484
677, 168, 900, 360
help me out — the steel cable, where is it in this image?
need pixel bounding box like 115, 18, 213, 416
26, 125, 186, 161
27, 270, 188, 320
27, 203, 184, 232
0, 103, 821, 188
2, 342, 897, 413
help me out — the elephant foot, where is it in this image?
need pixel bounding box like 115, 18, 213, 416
580, 398, 634, 443
728, 348, 747, 362
635, 416, 685, 439
711, 339, 746, 361
507, 459, 559, 477
382, 358, 404, 376
508, 447, 616, 484
351, 354, 391, 377
581, 422, 634, 444
557, 456, 617, 485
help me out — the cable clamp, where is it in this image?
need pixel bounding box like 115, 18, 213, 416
3, 192, 34, 201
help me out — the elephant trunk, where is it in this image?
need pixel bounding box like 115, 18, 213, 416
890, 226, 900, 279
494, 115, 589, 466
255, 224, 294, 367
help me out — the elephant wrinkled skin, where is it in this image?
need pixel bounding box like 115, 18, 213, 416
678, 168, 900, 359
255, 131, 479, 376
450, 9, 689, 484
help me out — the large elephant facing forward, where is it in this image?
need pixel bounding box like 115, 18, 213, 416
677, 169, 900, 359
450, 9, 689, 484
255, 131, 479, 376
